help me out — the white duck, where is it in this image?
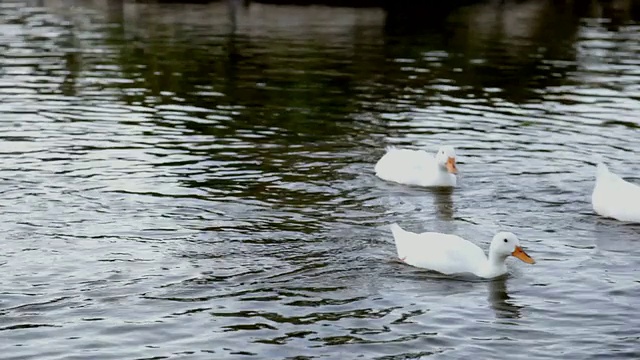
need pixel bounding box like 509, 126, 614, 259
374, 145, 458, 187
592, 161, 640, 222
390, 223, 535, 279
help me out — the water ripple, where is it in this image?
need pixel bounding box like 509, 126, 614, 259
1, 1, 640, 359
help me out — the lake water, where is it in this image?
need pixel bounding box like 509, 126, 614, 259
1, 0, 639, 359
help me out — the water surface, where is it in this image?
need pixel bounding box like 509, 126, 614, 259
1, 1, 639, 359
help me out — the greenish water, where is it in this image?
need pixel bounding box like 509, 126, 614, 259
1, 1, 639, 359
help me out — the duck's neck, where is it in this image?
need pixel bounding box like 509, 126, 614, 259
435, 164, 456, 185
479, 253, 508, 278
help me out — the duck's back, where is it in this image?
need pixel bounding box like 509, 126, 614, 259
375, 148, 451, 186
391, 224, 487, 275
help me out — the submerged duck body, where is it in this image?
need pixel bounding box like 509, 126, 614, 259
375, 145, 458, 187
390, 223, 535, 279
592, 162, 640, 222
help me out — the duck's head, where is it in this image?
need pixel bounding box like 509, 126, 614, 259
435, 145, 457, 174
489, 232, 535, 264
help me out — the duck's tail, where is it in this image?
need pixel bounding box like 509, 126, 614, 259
389, 223, 403, 235
596, 162, 610, 180
591, 153, 609, 179
389, 223, 407, 258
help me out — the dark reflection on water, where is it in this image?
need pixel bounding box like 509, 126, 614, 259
487, 277, 523, 320
592, 218, 640, 253
432, 188, 454, 221
1, 0, 640, 359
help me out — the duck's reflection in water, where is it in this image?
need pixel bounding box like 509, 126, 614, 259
592, 217, 640, 253
432, 187, 454, 221
487, 276, 523, 320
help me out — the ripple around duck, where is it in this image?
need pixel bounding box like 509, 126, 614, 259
1, 1, 640, 359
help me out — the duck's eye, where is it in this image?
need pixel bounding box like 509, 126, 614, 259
503, 239, 508, 243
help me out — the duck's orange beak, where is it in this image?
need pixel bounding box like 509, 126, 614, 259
512, 246, 535, 264
446, 157, 457, 174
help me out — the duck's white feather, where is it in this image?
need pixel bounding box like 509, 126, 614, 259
375, 147, 456, 187
592, 162, 640, 222
390, 224, 500, 278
